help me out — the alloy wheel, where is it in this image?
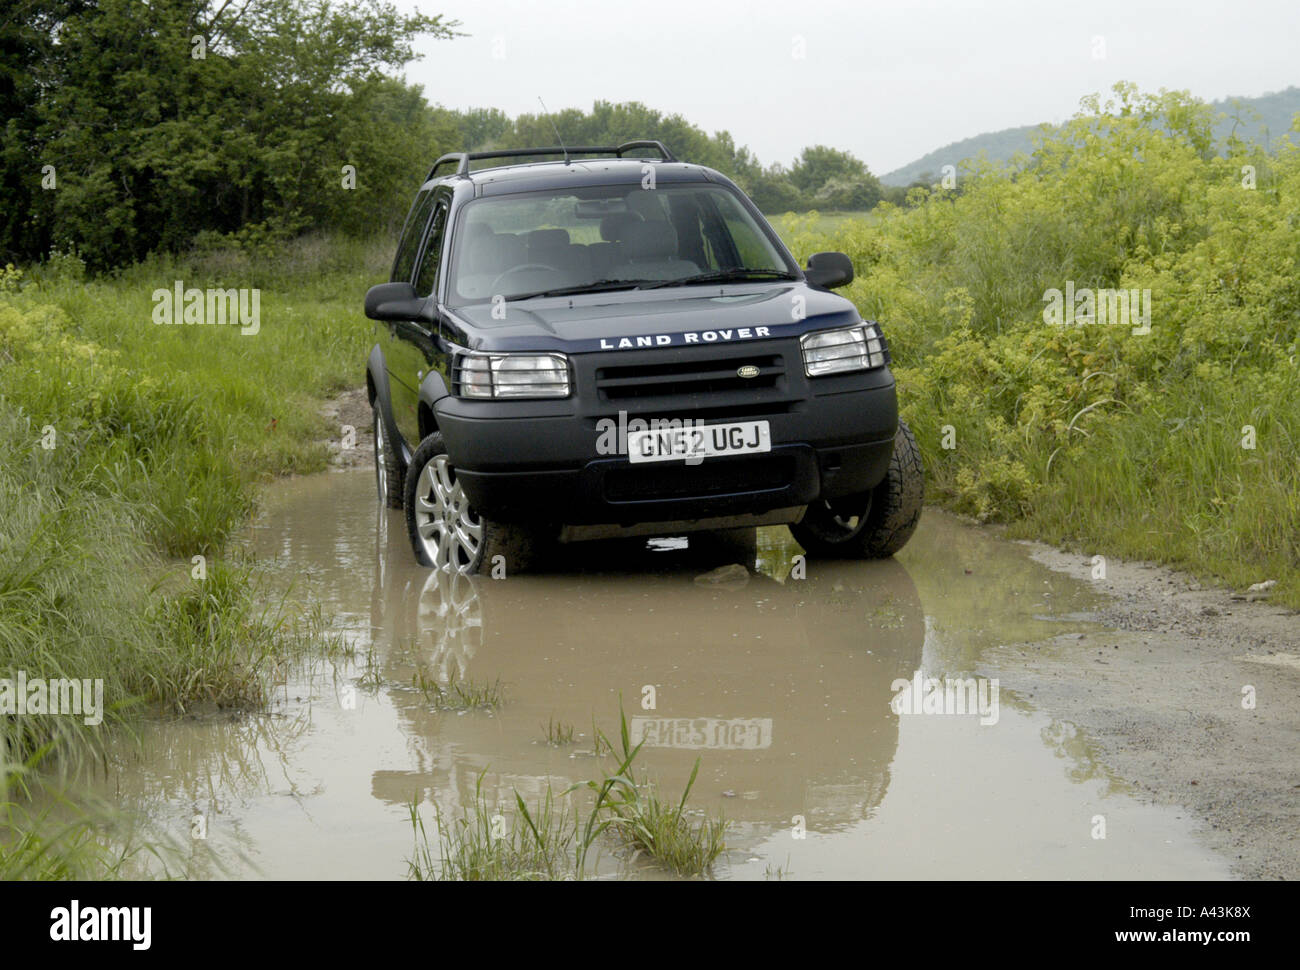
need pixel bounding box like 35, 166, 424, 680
412, 454, 483, 572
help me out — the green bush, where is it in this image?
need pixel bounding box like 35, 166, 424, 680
784, 85, 1300, 602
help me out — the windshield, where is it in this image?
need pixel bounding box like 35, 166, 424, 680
445, 182, 796, 305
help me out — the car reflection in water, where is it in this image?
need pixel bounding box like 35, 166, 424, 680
366, 505, 924, 838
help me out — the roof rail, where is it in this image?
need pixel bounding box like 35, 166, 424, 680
425, 140, 677, 181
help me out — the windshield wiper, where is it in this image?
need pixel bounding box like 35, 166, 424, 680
507, 279, 649, 301
639, 269, 799, 289
502, 269, 798, 301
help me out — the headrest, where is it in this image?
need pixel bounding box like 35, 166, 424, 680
623, 221, 678, 261
626, 190, 663, 222
528, 228, 570, 249
599, 211, 642, 242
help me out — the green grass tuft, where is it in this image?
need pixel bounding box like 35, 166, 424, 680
409, 701, 728, 881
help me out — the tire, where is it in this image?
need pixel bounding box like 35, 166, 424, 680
373, 403, 405, 510
403, 431, 547, 574
790, 420, 924, 559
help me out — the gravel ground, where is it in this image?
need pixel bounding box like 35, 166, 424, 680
984, 544, 1300, 880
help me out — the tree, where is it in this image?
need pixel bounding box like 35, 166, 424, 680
814, 174, 883, 211
451, 106, 512, 150
0, 1, 93, 264
789, 145, 869, 196
744, 166, 804, 213
2, 0, 459, 267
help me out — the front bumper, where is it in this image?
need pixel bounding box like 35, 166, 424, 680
434, 342, 898, 526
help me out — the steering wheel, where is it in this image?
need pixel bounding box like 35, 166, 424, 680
489, 264, 559, 293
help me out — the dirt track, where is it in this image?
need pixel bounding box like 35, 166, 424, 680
320, 386, 375, 471
984, 544, 1300, 879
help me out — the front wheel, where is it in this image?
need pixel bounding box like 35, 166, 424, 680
790, 420, 924, 559
403, 432, 547, 574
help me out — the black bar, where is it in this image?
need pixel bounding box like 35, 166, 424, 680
3, 879, 1288, 957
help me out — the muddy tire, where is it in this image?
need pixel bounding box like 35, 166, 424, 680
790, 420, 923, 559
373, 403, 405, 510
403, 431, 546, 574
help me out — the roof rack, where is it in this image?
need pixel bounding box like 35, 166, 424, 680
425, 140, 677, 181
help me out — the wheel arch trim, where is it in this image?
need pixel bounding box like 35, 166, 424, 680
417, 368, 451, 441
367, 344, 412, 471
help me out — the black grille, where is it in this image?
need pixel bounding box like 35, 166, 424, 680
595, 354, 783, 401
603, 455, 793, 502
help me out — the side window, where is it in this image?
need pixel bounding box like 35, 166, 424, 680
392, 189, 437, 283
414, 200, 450, 297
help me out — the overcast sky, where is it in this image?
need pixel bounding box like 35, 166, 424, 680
393, 0, 1300, 175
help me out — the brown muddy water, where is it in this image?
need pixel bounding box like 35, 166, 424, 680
95, 469, 1231, 879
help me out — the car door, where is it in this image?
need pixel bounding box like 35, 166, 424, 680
381, 189, 437, 450
388, 187, 451, 448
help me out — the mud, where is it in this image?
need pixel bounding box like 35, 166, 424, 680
320, 386, 374, 471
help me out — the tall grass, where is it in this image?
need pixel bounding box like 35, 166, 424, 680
570, 703, 726, 877
1, 233, 381, 875
21, 232, 384, 493
409, 774, 578, 882
0, 395, 341, 778
0, 778, 150, 880
0, 406, 151, 769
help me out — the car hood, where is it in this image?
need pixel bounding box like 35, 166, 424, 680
441, 282, 863, 353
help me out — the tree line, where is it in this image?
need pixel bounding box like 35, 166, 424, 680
2, 0, 903, 271
446, 102, 894, 213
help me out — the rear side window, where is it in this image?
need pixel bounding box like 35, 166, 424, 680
392, 190, 437, 283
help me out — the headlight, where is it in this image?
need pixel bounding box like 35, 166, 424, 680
799, 323, 888, 377
453, 352, 571, 399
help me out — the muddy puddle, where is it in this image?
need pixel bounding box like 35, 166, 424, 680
95, 469, 1231, 879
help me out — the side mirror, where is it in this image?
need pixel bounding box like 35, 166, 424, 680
804, 251, 854, 289
364, 281, 427, 321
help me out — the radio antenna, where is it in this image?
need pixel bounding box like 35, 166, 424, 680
537, 97, 570, 165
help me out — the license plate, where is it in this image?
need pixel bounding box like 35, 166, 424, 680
630, 717, 773, 750
627, 420, 771, 464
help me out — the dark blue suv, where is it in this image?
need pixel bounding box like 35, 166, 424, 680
364, 142, 922, 573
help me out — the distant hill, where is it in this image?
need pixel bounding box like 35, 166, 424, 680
881, 86, 1300, 186
881, 123, 1045, 187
